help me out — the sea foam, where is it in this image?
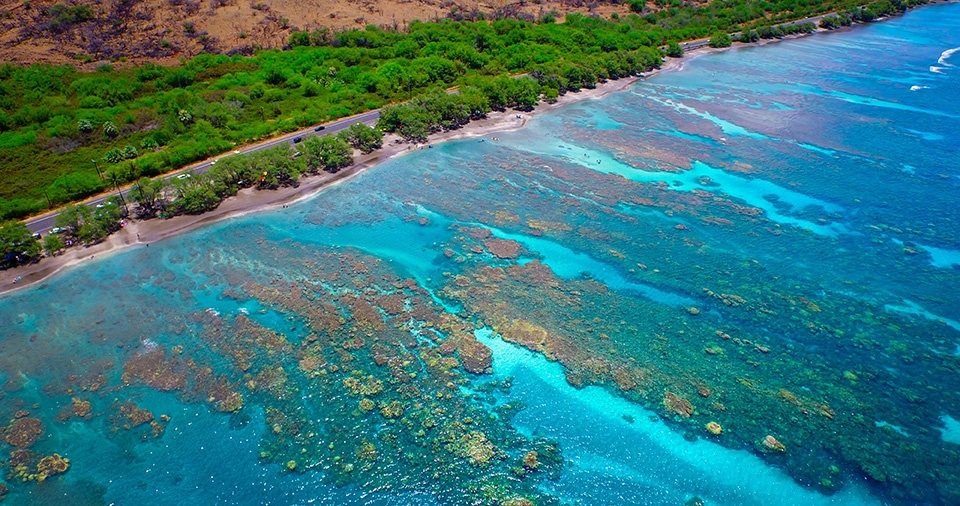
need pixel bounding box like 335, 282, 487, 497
938, 46, 960, 66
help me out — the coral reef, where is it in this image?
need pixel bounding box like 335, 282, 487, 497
663, 392, 694, 418
71, 398, 92, 418
760, 435, 786, 453
35, 454, 70, 482
485, 239, 522, 259
458, 431, 496, 466
4, 418, 43, 448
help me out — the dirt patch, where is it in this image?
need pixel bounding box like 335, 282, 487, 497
0, 0, 636, 68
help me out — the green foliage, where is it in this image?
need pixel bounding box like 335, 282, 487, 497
0, 0, 931, 221
820, 15, 840, 29
709, 32, 733, 48
42, 232, 64, 255
102, 120, 118, 138
169, 174, 218, 214
288, 31, 311, 48
338, 122, 383, 154
48, 3, 93, 32
141, 137, 160, 150
665, 42, 684, 58
51, 201, 121, 244
736, 30, 760, 43
131, 176, 166, 216
103, 148, 123, 163
0, 220, 40, 267
302, 135, 352, 173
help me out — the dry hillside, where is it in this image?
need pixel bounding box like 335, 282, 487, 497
0, 0, 636, 68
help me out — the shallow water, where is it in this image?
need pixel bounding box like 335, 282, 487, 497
2, 5, 959, 506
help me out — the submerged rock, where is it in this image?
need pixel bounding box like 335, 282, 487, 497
5, 417, 43, 448
759, 435, 786, 453
663, 391, 694, 418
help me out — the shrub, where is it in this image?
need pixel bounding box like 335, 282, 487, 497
665, 42, 684, 58
102, 120, 118, 138
709, 32, 732, 48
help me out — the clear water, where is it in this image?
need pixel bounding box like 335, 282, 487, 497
2, 5, 960, 506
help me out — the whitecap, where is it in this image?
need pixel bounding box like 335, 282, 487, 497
938, 46, 960, 66
929, 66, 945, 74
909, 85, 929, 91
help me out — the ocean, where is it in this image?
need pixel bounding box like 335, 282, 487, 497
1, 4, 959, 505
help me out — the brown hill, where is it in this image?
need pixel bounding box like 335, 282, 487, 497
0, 0, 633, 68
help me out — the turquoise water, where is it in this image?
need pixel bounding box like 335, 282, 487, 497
2, 5, 960, 505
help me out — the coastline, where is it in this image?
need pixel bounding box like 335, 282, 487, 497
0, 68, 657, 296
0, 2, 943, 295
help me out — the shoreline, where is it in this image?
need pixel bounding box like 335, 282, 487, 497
0, 71, 651, 296
0, 3, 945, 295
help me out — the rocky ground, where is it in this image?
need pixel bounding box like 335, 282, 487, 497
0, 0, 634, 68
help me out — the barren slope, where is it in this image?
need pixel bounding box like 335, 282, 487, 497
0, 0, 633, 68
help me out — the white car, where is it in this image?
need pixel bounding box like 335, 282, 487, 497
177, 173, 191, 180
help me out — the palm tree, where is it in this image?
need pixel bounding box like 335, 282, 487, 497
105, 169, 128, 213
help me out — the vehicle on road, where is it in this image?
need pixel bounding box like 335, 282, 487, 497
177, 173, 191, 180
314, 126, 325, 132
50, 227, 64, 234
293, 136, 304, 143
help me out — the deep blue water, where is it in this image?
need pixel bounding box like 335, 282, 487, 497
2, 5, 959, 506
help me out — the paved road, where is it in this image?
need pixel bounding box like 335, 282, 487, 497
25, 11, 833, 236
678, 13, 830, 52
25, 110, 381, 234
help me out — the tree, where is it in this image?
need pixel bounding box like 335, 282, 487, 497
0, 221, 41, 267
249, 145, 304, 188
337, 123, 384, 154
302, 135, 353, 173
131, 177, 166, 217
171, 177, 220, 214
289, 31, 311, 47
708, 32, 732, 48
54, 204, 83, 234
819, 16, 841, 29
665, 42, 684, 58
76, 199, 122, 244
104, 169, 128, 212
42, 233, 65, 256
378, 104, 434, 143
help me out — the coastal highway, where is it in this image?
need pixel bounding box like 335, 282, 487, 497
24, 109, 381, 235
679, 13, 833, 52
25, 10, 834, 235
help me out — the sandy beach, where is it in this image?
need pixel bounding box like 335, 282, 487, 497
0, 44, 756, 296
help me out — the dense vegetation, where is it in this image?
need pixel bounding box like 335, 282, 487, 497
0, 124, 378, 267
0, 0, 929, 222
